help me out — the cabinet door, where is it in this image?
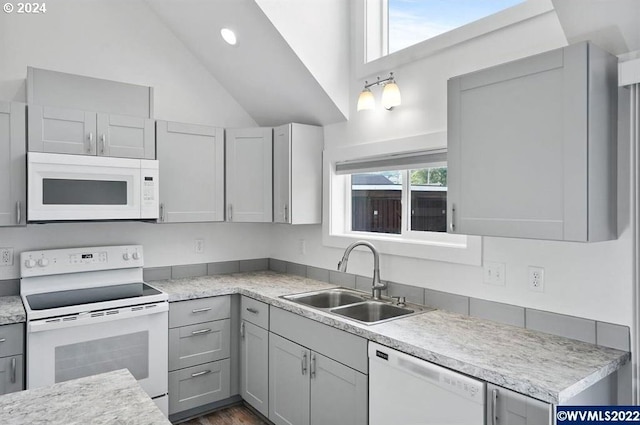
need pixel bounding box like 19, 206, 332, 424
28, 105, 96, 155
447, 42, 616, 241
0, 355, 23, 395
241, 321, 269, 417
156, 121, 225, 223
310, 352, 367, 425
486, 383, 551, 425
226, 128, 273, 222
269, 333, 310, 425
273, 124, 291, 224
97, 113, 154, 159
0, 102, 26, 226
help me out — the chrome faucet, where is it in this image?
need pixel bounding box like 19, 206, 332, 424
337, 241, 387, 300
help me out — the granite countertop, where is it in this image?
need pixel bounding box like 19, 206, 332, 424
0, 369, 170, 425
152, 271, 630, 405
0, 296, 25, 325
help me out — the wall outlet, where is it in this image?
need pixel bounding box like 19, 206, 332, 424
194, 239, 205, 254
528, 266, 545, 292
0, 248, 13, 266
483, 261, 506, 286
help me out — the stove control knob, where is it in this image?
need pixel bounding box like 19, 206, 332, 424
25, 259, 36, 268
38, 258, 49, 267
123, 253, 131, 261
132, 252, 140, 260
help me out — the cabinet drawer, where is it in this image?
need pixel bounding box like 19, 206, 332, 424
169, 296, 230, 328
168, 358, 231, 415
241, 297, 269, 329
169, 319, 231, 371
0, 355, 23, 395
0, 324, 24, 358
270, 307, 368, 374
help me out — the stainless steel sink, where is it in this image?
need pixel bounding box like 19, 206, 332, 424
331, 302, 414, 323
284, 289, 366, 308
281, 288, 431, 325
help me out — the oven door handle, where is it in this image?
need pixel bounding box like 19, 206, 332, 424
28, 302, 169, 333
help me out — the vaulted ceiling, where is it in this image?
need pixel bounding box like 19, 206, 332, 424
145, 0, 348, 127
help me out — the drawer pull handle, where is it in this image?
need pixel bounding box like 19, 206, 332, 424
10, 357, 16, 384
191, 307, 212, 313
191, 328, 212, 335
240, 321, 245, 339
191, 370, 212, 378
0, 338, 6, 343
246, 307, 259, 314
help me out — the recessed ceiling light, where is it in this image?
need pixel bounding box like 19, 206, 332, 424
220, 28, 237, 46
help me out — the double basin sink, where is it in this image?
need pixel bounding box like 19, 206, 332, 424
282, 288, 431, 325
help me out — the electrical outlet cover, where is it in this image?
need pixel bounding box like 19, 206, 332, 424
528, 266, 545, 292
0, 248, 14, 266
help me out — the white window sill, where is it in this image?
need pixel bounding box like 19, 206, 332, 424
323, 231, 482, 266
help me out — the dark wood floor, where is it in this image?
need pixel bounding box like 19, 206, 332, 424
180, 405, 270, 425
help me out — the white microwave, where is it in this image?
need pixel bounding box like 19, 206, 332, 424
27, 152, 159, 221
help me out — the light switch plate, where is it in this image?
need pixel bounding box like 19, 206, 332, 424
483, 261, 506, 286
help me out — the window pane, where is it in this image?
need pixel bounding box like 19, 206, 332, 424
388, 0, 525, 54
351, 171, 402, 234
410, 167, 447, 232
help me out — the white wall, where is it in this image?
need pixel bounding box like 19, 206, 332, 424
256, 0, 351, 119
271, 6, 635, 327
0, 0, 272, 281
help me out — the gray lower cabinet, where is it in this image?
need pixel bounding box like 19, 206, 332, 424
0, 101, 26, 227
487, 383, 551, 425
269, 308, 368, 425
168, 297, 231, 416
447, 42, 617, 241
0, 323, 25, 395
240, 296, 270, 416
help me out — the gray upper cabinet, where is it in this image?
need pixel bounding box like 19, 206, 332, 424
273, 123, 323, 225
26, 67, 155, 159
225, 127, 273, 223
156, 120, 225, 223
0, 101, 26, 227
29, 105, 154, 159
448, 42, 617, 241
486, 383, 551, 425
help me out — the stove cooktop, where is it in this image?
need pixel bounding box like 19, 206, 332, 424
25, 282, 163, 311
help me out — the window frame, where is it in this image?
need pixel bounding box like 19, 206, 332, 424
323, 132, 482, 265
356, 0, 555, 78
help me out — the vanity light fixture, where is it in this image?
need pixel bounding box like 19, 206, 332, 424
357, 72, 402, 111
220, 28, 237, 46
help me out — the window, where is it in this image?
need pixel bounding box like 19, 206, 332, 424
363, 0, 549, 65
323, 133, 481, 265
350, 166, 447, 235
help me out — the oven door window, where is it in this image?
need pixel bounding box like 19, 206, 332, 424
42, 178, 128, 205
55, 331, 149, 383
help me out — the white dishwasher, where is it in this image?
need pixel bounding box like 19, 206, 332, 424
369, 342, 485, 425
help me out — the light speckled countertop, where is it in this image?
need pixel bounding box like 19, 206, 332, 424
152, 271, 630, 405
0, 369, 170, 425
0, 296, 25, 325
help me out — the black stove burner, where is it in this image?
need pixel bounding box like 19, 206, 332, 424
26, 282, 162, 311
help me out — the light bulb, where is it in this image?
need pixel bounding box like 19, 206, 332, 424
221, 28, 237, 46
357, 88, 375, 111
381, 82, 401, 110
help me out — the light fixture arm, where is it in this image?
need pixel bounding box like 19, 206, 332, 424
364, 72, 395, 89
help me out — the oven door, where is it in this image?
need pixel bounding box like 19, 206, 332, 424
26, 303, 168, 399
27, 152, 150, 221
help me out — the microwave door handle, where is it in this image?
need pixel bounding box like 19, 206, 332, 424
15, 201, 21, 225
